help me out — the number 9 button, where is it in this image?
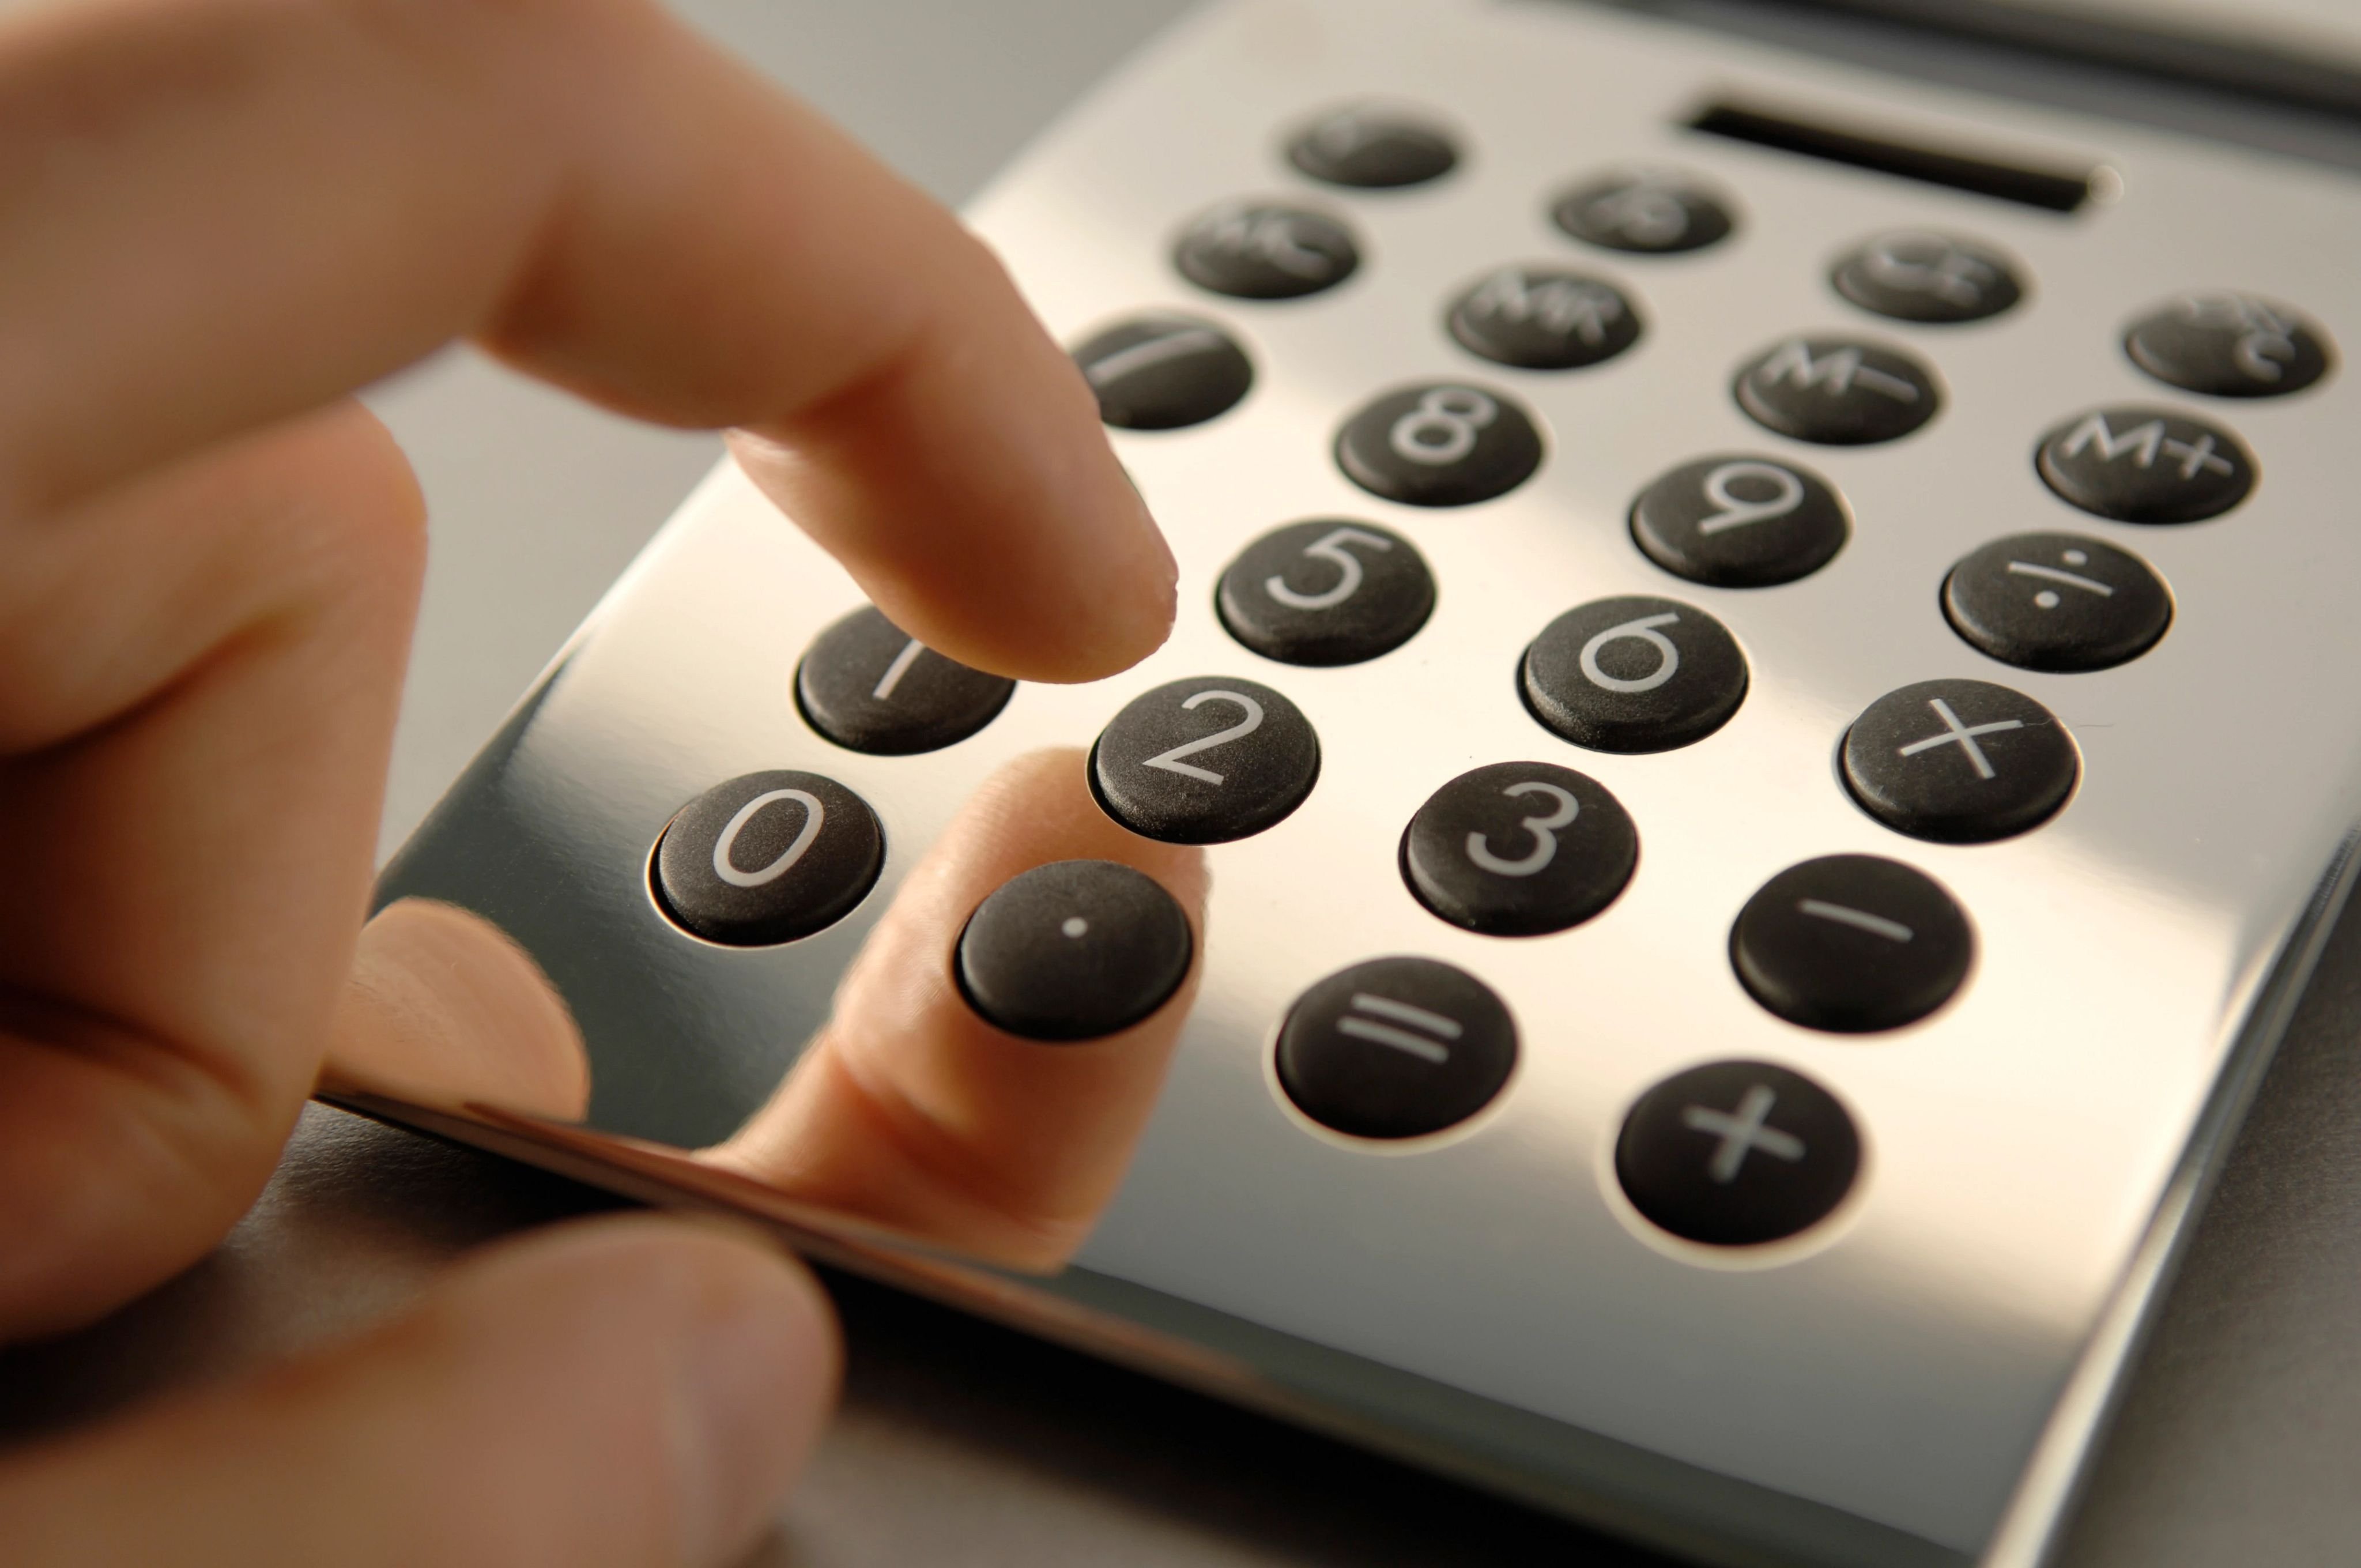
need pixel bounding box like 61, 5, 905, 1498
1217, 520, 1435, 666
1629, 454, 1849, 587
1092, 676, 1319, 844
1403, 762, 1638, 936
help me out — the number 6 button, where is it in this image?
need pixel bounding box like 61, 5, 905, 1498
1402, 762, 1639, 936
1522, 595, 1749, 752
1092, 677, 1320, 843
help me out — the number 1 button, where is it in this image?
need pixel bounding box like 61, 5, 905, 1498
1091, 677, 1319, 844
1403, 762, 1638, 936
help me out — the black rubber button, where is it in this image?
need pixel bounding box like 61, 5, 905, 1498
1522, 595, 1748, 754
2125, 292, 2333, 398
1831, 231, 2024, 325
1091, 676, 1319, 844
1552, 171, 1734, 255
1174, 201, 1359, 300
1276, 957, 1517, 1139
1842, 679, 2077, 843
1616, 1061, 1860, 1246
1401, 762, 1638, 937
1734, 336, 1940, 446
2035, 405, 2255, 524
1334, 381, 1543, 507
955, 860, 1193, 1042
1446, 266, 1641, 370
795, 606, 1015, 755
1943, 533, 2172, 673
1072, 314, 1253, 431
653, 770, 885, 945
1732, 855, 1973, 1032
1286, 105, 1458, 189
1628, 454, 1849, 588
1216, 520, 1434, 666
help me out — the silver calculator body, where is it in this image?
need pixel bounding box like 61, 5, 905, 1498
360, 2, 2361, 1563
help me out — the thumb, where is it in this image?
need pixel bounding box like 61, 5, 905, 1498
0, 1214, 839, 1568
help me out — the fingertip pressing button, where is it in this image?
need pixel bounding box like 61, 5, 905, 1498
795, 606, 1015, 755
956, 860, 1194, 1042
654, 771, 885, 946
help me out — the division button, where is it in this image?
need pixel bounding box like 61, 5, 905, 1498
1216, 519, 1435, 666
955, 860, 1194, 1042
1276, 957, 1518, 1139
2124, 292, 2333, 398
1334, 381, 1544, 507
1286, 104, 1459, 189
1628, 454, 1849, 587
1830, 231, 2024, 324
1522, 595, 1748, 753
1447, 266, 1642, 370
795, 606, 1016, 755
1734, 336, 1941, 445
1615, 1061, 1861, 1246
1552, 169, 1736, 255
1070, 314, 1254, 430
1731, 855, 1974, 1032
1842, 678, 2078, 843
1401, 762, 1638, 937
1091, 676, 1319, 844
1174, 200, 1360, 300
1943, 533, 2173, 672
2035, 405, 2255, 524
653, 770, 885, 946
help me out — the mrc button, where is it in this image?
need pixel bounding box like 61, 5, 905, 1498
1276, 957, 1517, 1139
2036, 405, 2255, 524
653, 770, 885, 946
1522, 595, 1748, 753
2124, 292, 2333, 398
1628, 454, 1849, 588
1732, 855, 1974, 1032
1842, 679, 2078, 843
1734, 336, 1940, 446
1071, 314, 1254, 431
1616, 1060, 1861, 1246
956, 860, 1194, 1042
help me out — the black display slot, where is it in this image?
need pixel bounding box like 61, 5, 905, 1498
1688, 99, 2095, 212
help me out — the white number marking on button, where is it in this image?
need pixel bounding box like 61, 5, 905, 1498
872, 638, 924, 701
1696, 461, 1804, 536
1336, 992, 1461, 1064
1265, 527, 1394, 610
712, 789, 825, 889
1466, 781, 1580, 877
2006, 561, 2113, 598
1081, 326, 1225, 389
1579, 612, 1681, 694
1797, 899, 1914, 943
1389, 387, 1497, 467
1141, 690, 1265, 785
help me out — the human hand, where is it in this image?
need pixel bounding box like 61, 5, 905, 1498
0, 0, 1180, 1561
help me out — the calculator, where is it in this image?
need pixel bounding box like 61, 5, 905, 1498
353, 2, 2361, 1564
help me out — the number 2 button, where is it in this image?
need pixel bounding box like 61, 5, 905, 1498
1092, 677, 1320, 843
1334, 382, 1544, 507
1217, 520, 1435, 665
1403, 762, 1639, 936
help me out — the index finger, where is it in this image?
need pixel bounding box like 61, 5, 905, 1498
0, 0, 1174, 681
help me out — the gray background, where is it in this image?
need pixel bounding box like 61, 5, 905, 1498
6, 3, 2361, 1564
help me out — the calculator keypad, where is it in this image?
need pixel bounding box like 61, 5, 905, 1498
1943, 533, 2173, 672
1401, 762, 1639, 936
1091, 676, 1320, 844
1175, 201, 1360, 299
796, 606, 1016, 756
1628, 454, 1849, 587
1731, 855, 1974, 1032
1446, 266, 1642, 370
1733, 336, 1941, 444
1615, 1061, 1861, 1246
1830, 230, 2024, 324
2124, 291, 2334, 398
1073, 314, 1254, 431
1216, 520, 1434, 666
653, 771, 886, 946
1334, 382, 1544, 506
1842, 679, 2079, 843
1276, 957, 1518, 1139
2036, 404, 2256, 523
1521, 595, 1749, 753
1552, 169, 1736, 254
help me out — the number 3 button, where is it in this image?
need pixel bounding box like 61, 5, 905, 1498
1217, 519, 1435, 666
1403, 762, 1639, 936
1334, 381, 1544, 507
1092, 677, 1320, 844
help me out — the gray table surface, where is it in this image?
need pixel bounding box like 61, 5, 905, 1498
7, 3, 2361, 1563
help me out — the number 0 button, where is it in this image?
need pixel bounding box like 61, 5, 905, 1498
1402, 762, 1638, 936
1217, 520, 1434, 666
1092, 677, 1319, 844
1335, 382, 1544, 507
1522, 595, 1748, 753
1277, 958, 1517, 1139
653, 770, 885, 945
1630, 455, 1849, 587
796, 606, 1015, 755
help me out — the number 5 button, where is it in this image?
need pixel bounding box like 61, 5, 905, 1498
1403, 762, 1638, 936
1092, 676, 1319, 843
1217, 519, 1435, 666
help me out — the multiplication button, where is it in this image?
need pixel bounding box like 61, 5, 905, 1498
956, 861, 1194, 1042
1830, 231, 2024, 324
1734, 336, 1940, 446
796, 606, 1016, 755
1552, 169, 1736, 255
1334, 381, 1544, 507
2125, 292, 2333, 398
1401, 762, 1638, 937
1276, 958, 1517, 1139
1286, 105, 1459, 189
1616, 1061, 1860, 1247
2036, 405, 2254, 524
1732, 855, 1973, 1032
1217, 521, 1434, 666
1522, 595, 1748, 753
1629, 455, 1849, 587
1174, 201, 1360, 300
1943, 533, 2172, 672
1091, 676, 1319, 844
1447, 267, 1640, 370
1071, 314, 1254, 431
653, 771, 885, 946
1842, 679, 2078, 843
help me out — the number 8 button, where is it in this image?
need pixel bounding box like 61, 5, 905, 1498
1335, 381, 1544, 507
1402, 762, 1639, 936
1092, 677, 1320, 844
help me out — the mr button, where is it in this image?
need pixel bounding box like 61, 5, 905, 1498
2036, 405, 2254, 523
653, 770, 885, 945
797, 606, 1015, 755
956, 860, 1194, 1042
1522, 595, 1748, 753
1732, 855, 1973, 1032
1616, 1061, 1861, 1247
1842, 679, 2077, 843
1277, 958, 1517, 1139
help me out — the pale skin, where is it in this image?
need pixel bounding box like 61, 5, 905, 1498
0, 0, 1195, 1562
